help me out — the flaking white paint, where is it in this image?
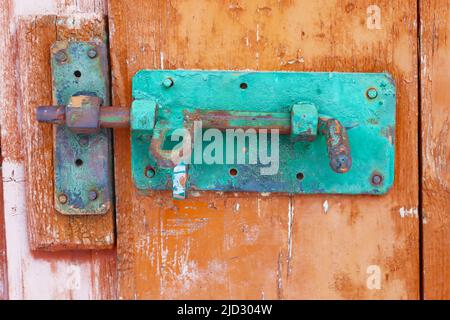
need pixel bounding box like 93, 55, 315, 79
399, 207, 418, 218
323, 200, 329, 214
2, 161, 96, 299
13, 0, 57, 16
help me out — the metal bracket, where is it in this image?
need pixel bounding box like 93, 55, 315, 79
45, 41, 113, 215
37, 68, 396, 201
130, 70, 396, 198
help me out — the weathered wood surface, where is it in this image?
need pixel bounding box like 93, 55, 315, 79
0, 0, 116, 299
421, 0, 450, 300
18, 9, 114, 251
109, 0, 419, 299
0, 154, 7, 300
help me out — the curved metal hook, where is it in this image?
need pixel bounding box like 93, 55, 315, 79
318, 116, 352, 173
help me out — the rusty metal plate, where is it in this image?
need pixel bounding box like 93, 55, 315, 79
131, 70, 396, 195
51, 41, 112, 215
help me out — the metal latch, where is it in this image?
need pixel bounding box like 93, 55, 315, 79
37, 44, 396, 203
37, 41, 117, 214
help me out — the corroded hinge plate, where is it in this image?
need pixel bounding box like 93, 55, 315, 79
51, 41, 113, 215
131, 70, 396, 195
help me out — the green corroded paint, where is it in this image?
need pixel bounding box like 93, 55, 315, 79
131, 70, 396, 195
291, 103, 318, 141
52, 41, 112, 215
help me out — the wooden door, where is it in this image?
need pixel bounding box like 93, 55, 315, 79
2, 0, 450, 300
108, 0, 419, 299
421, 0, 450, 300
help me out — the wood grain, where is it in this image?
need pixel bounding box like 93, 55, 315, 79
0, 0, 116, 299
0, 152, 7, 300
421, 0, 450, 300
109, 0, 419, 299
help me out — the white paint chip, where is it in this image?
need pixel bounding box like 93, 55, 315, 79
366, 265, 382, 290
13, 0, 57, 16
160, 52, 165, 69
323, 200, 329, 214
399, 207, 418, 218
2, 161, 95, 299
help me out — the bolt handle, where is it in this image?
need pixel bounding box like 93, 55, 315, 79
319, 117, 352, 173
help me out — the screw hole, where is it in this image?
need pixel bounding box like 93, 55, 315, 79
145, 166, 156, 178
75, 159, 83, 167
74, 70, 82, 78
296, 172, 304, 181
229, 168, 238, 176
240, 83, 248, 90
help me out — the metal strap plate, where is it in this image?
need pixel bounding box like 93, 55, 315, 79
51, 41, 112, 215
131, 70, 396, 195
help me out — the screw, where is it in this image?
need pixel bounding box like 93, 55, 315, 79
88, 190, 98, 201
55, 50, 67, 63
58, 194, 68, 204
87, 48, 97, 59
79, 136, 89, 146
367, 88, 378, 99
371, 173, 383, 186
162, 78, 174, 88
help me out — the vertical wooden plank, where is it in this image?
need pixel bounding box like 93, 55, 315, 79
421, 0, 450, 300
0, 151, 7, 300
18, 9, 114, 251
0, 0, 116, 299
109, 0, 419, 299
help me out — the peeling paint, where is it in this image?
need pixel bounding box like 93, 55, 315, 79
323, 200, 329, 214
366, 265, 382, 290
287, 198, 294, 276
399, 207, 418, 218
2, 161, 94, 299
160, 52, 165, 69
13, 0, 57, 16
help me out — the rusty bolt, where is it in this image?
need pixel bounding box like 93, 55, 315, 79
371, 173, 383, 186
88, 190, 98, 201
58, 193, 68, 204
162, 78, 174, 88
87, 48, 97, 59
366, 88, 378, 99
54, 50, 67, 63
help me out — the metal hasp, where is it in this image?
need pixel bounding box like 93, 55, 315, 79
40, 41, 114, 215
130, 70, 396, 198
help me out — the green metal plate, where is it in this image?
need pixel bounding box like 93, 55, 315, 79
51, 41, 112, 215
131, 70, 396, 195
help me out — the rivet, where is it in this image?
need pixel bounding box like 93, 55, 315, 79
87, 48, 97, 59
58, 194, 68, 204
88, 190, 98, 201
79, 136, 89, 146
366, 88, 378, 99
371, 173, 383, 186
55, 50, 67, 63
162, 78, 174, 88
